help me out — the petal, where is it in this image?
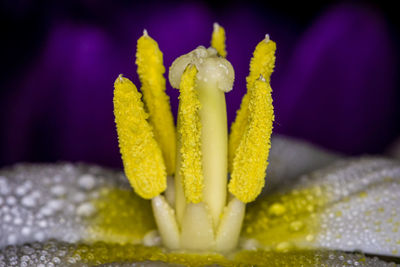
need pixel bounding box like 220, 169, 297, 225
244, 157, 400, 257
264, 135, 340, 194
0, 240, 397, 266
1, 155, 399, 265
0, 163, 154, 247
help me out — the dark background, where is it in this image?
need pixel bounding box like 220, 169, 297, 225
0, 0, 399, 168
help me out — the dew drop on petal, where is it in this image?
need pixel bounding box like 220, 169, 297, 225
78, 174, 96, 190
268, 203, 286, 216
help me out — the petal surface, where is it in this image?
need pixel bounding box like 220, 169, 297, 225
265, 135, 340, 194
1, 137, 399, 264
245, 157, 400, 257
0, 163, 155, 247
0, 240, 397, 266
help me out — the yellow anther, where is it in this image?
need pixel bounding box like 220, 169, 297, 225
247, 35, 276, 85
228, 37, 276, 172
211, 23, 227, 58
178, 65, 204, 203
113, 75, 166, 199
229, 77, 274, 203
228, 93, 250, 173
136, 30, 176, 175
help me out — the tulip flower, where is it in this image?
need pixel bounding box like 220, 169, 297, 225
1, 21, 399, 266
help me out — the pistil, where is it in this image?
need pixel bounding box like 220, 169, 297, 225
168, 45, 234, 250
169, 46, 234, 227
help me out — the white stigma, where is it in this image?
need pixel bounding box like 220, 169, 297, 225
169, 46, 235, 92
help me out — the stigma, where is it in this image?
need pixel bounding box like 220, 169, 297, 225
169, 46, 234, 92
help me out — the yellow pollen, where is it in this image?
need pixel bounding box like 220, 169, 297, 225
229, 77, 274, 203
211, 23, 227, 58
136, 31, 176, 175
228, 37, 276, 173
178, 65, 204, 203
113, 75, 166, 199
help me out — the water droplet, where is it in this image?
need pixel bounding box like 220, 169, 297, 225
76, 203, 95, 217
240, 238, 260, 251
39, 208, 53, 217
21, 195, 36, 207
143, 230, 161, 247
38, 220, 48, 228
50, 185, 66, 196
21, 227, 31, 236
268, 203, 286, 216
275, 242, 292, 252
6, 196, 17, 205
3, 214, 12, 222
70, 192, 86, 203
47, 199, 64, 211
52, 257, 61, 264
13, 217, 23, 225
289, 220, 304, 232
15, 185, 28, 196
34, 232, 45, 241
306, 234, 314, 242
78, 175, 96, 190
7, 234, 17, 244
359, 191, 368, 198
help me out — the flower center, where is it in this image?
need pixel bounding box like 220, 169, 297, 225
113, 23, 276, 252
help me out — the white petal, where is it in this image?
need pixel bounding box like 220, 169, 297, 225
0, 163, 131, 247
306, 158, 400, 256
264, 135, 340, 193
249, 156, 400, 257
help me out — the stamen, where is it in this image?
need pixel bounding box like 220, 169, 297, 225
178, 65, 204, 203
228, 37, 276, 173
229, 77, 274, 203
215, 197, 245, 252
113, 75, 166, 199
228, 93, 250, 173
151, 196, 180, 249
136, 31, 176, 175
211, 22, 227, 58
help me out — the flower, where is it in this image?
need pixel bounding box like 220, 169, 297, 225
1, 23, 399, 266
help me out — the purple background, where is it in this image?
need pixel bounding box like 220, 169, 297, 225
0, 0, 399, 168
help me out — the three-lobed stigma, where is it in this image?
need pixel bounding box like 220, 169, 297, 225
113, 24, 276, 251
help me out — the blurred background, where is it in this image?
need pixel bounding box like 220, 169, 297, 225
0, 0, 399, 168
